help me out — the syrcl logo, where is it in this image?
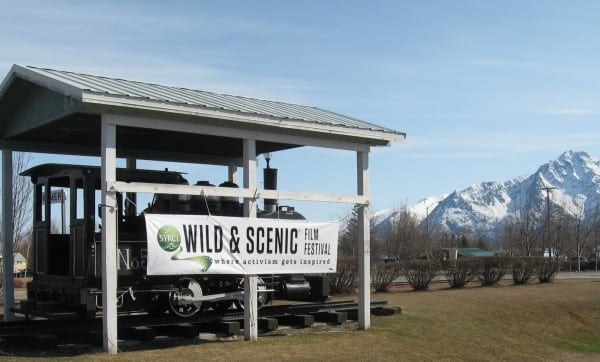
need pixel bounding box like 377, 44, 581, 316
157, 225, 181, 252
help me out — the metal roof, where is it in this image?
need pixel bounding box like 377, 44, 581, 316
0, 64, 405, 164
457, 248, 496, 258
21, 66, 400, 135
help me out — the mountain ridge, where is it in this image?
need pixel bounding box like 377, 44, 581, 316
374, 150, 600, 242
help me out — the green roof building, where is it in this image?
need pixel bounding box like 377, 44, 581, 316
443, 247, 496, 260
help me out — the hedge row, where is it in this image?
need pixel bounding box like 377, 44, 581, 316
328, 256, 561, 294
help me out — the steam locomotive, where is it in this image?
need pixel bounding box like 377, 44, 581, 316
18, 163, 328, 319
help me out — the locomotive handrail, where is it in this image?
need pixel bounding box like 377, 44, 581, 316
175, 289, 274, 304
109, 181, 370, 205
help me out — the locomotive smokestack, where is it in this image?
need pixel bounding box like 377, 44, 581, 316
263, 153, 278, 213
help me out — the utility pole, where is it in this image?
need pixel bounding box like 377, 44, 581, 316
540, 186, 557, 257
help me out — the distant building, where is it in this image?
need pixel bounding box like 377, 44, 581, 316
0, 252, 28, 275
442, 247, 496, 260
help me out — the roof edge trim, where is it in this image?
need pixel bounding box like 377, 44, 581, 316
84, 92, 406, 144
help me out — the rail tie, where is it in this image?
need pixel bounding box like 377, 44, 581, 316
0, 300, 397, 353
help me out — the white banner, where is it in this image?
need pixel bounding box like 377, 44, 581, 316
145, 214, 339, 275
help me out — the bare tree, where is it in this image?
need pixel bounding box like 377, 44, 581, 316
578, 201, 600, 270
594, 226, 600, 272
338, 208, 358, 257
550, 201, 598, 272
586, 202, 600, 272
502, 206, 541, 257
338, 205, 376, 258
423, 227, 444, 260
381, 207, 423, 260
0, 152, 33, 255
500, 218, 518, 256
571, 204, 592, 272
548, 211, 570, 260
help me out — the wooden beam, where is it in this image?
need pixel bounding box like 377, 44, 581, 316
107, 114, 372, 152
101, 115, 118, 354
0, 139, 243, 166
110, 181, 369, 205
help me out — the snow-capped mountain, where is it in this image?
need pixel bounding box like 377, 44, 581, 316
372, 195, 446, 234
374, 151, 600, 241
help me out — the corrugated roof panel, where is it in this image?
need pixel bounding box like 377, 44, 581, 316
23, 66, 404, 137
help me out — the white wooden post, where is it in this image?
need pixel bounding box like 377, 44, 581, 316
357, 150, 370, 329
2, 149, 15, 321
101, 115, 118, 354
243, 139, 258, 341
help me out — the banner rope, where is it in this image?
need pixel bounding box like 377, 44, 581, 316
201, 190, 212, 216
123, 195, 138, 213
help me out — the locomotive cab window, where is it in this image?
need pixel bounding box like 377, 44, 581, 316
48, 178, 69, 235
46, 176, 70, 276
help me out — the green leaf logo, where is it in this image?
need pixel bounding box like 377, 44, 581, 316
157, 225, 181, 252
171, 248, 213, 272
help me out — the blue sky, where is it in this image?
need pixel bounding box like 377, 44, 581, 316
2, 0, 600, 221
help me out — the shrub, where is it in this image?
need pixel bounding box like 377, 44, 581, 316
444, 258, 482, 288
478, 256, 510, 287
328, 256, 358, 294
371, 261, 401, 292
511, 257, 538, 285
538, 258, 560, 283
400, 259, 439, 291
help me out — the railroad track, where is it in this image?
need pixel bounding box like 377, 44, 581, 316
0, 300, 397, 354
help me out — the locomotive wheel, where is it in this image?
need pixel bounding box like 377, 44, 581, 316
233, 277, 270, 311
168, 277, 203, 317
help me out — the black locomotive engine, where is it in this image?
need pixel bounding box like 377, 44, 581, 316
19, 163, 328, 319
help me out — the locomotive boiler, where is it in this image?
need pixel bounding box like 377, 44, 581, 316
18, 163, 329, 319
